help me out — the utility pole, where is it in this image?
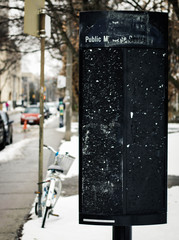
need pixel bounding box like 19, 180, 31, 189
24, 0, 49, 218
65, 21, 72, 141
38, 8, 45, 217
27, 80, 30, 106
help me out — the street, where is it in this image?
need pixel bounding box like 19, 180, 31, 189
0, 112, 77, 240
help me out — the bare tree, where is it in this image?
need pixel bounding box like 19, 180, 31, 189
0, 0, 178, 111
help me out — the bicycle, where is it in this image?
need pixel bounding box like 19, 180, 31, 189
35, 144, 75, 228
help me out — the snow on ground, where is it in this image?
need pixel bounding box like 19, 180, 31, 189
0, 138, 35, 163
168, 123, 179, 133
21, 123, 179, 240
59, 135, 79, 179
22, 195, 112, 240
22, 187, 179, 240
168, 123, 179, 176
133, 186, 179, 240
0, 115, 58, 163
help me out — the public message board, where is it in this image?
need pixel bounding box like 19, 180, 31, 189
79, 11, 168, 226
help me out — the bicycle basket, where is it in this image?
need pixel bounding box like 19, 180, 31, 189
56, 154, 75, 175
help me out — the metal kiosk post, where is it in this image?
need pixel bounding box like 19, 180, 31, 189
113, 226, 132, 240
79, 11, 168, 240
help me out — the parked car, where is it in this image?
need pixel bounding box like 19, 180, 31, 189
36, 103, 51, 119
0, 111, 13, 145
0, 114, 6, 150
21, 106, 40, 125
44, 104, 50, 119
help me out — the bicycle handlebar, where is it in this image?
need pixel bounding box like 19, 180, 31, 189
43, 144, 71, 158
43, 144, 57, 154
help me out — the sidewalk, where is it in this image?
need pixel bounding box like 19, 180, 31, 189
0, 116, 65, 240
21, 123, 179, 240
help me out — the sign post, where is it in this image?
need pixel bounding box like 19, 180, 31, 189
24, 0, 48, 217
38, 8, 46, 217
24, 0, 45, 37
65, 22, 73, 141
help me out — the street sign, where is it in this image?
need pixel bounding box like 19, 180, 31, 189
57, 76, 66, 89
24, 0, 45, 37
45, 15, 51, 38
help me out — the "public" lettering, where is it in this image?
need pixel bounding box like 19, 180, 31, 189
85, 36, 101, 43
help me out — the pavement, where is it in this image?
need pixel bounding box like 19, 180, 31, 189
0, 116, 65, 240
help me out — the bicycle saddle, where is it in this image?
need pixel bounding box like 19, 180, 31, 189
48, 164, 64, 173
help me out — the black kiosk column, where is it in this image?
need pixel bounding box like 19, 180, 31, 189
79, 11, 168, 239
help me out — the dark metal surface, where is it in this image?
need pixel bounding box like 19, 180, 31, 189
80, 48, 124, 216
79, 11, 168, 226
125, 48, 167, 215
79, 11, 168, 49
113, 226, 132, 240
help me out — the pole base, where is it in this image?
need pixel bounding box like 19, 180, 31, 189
113, 226, 132, 240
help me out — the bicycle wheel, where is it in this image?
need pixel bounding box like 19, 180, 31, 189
35, 202, 38, 216
42, 206, 50, 228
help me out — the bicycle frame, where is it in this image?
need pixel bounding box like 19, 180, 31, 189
35, 144, 74, 228
40, 170, 62, 227
43, 173, 61, 208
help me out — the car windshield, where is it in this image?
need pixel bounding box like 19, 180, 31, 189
24, 107, 40, 114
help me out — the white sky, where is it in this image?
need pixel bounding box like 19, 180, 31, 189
8, 0, 62, 78
21, 51, 62, 78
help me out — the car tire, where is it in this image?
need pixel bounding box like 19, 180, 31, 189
35, 202, 39, 216
0, 130, 6, 150
10, 134, 13, 144
6, 130, 13, 145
